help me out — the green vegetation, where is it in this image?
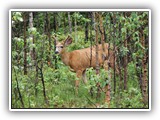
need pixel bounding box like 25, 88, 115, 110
11, 11, 149, 109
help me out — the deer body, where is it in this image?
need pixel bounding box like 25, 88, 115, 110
61, 45, 111, 70
55, 36, 116, 85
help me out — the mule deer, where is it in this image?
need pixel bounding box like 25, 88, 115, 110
54, 35, 117, 87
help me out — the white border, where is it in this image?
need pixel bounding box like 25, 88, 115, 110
9, 9, 151, 111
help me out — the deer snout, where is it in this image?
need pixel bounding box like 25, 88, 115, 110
55, 51, 59, 54
55, 47, 60, 54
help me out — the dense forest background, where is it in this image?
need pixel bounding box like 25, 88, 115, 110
11, 11, 149, 109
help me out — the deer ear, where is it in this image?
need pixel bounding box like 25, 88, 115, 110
64, 35, 72, 46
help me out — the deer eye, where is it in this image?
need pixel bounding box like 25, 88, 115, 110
60, 46, 63, 48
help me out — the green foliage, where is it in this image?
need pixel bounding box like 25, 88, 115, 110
12, 12, 23, 22
111, 88, 144, 108
11, 11, 149, 109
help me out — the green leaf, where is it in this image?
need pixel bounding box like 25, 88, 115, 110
14, 65, 19, 70
121, 28, 126, 33
119, 16, 125, 22
17, 16, 23, 22
29, 43, 36, 49
28, 27, 37, 35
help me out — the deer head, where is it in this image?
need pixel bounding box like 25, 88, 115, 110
55, 35, 72, 54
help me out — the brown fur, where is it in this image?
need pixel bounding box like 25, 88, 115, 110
55, 36, 116, 85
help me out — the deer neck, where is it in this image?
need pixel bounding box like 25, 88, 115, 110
60, 48, 70, 66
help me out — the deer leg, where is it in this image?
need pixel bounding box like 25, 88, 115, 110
82, 70, 87, 84
75, 70, 82, 95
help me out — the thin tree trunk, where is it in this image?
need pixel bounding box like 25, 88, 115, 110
39, 63, 49, 106
46, 12, 52, 66
124, 35, 128, 90
29, 12, 34, 72
64, 13, 66, 34
74, 12, 77, 42
123, 13, 128, 90
29, 12, 38, 97
104, 12, 112, 107
94, 12, 101, 100
68, 12, 72, 34
13, 67, 24, 108
99, 12, 110, 106
38, 13, 49, 106
32, 13, 39, 98
94, 12, 100, 75
85, 21, 89, 42
141, 30, 148, 105
53, 13, 57, 32
99, 13, 105, 50
113, 13, 116, 93
118, 21, 123, 90
89, 13, 93, 67
85, 13, 89, 42
23, 13, 27, 75
54, 36, 57, 69
89, 13, 93, 97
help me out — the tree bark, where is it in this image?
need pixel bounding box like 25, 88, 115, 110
94, 12, 101, 100
53, 13, 57, 32
99, 13, 105, 48
124, 34, 128, 90
68, 12, 72, 34
23, 12, 27, 75
113, 13, 116, 93
74, 12, 77, 42
63, 13, 66, 34
89, 13, 93, 67
39, 63, 49, 106
94, 12, 100, 75
123, 13, 128, 90
13, 67, 24, 108
54, 36, 57, 69
104, 12, 112, 107
118, 22, 123, 90
85, 13, 89, 42
46, 12, 52, 66
141, 30, 148, 105
29, 12, 35, 70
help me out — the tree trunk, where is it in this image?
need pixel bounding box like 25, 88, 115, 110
99, 13, 105, 47
74, 12, 77, 42
118, 22, 123, 90
89, 13, 93, 67
85, 21, 89, 42
94, 12, 100, 75
113, 13, 116, 93
63, 13, 66, 34
124, 34, 128, 90
54, 36, 57, 69
94, 12, 101, 100
85, 13, 89, 42
29, 12, 34, 70
13, 67, 24, 108
46, 12, 52, 66
140, 30, 148, 105
29, 12, 38, 98
123, 12, 128, 90
39, 63, 49, 106
104, 12, 112, 107
68, 12, 72, 34
38, 20, 49, 106
23, 12, 27, 75
53, 13, 57, 32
